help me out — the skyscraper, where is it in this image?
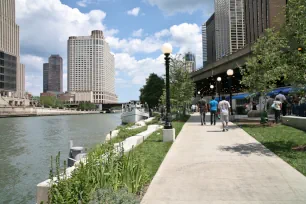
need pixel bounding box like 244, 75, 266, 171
0, 0, 25, 97
202, 24, 207, 68
48, 55, 63, 93
67, 30, 117, 104
215, 0, 246, 60
43, 63, 49, 93
206, 14, 216, 64
185, 52, 196, 73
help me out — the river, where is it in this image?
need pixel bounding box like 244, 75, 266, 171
0, 113, 121, 204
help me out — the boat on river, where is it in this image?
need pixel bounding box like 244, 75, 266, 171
121, 101, 149, 124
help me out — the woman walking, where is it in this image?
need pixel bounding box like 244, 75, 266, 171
272, 98, 282, 124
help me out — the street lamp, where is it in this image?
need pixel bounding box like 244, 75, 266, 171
161, 43, 173, 131
217, 77, 222, 101
227, 69, 234, 115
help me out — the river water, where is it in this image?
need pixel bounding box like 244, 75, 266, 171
0, 113, 121, 204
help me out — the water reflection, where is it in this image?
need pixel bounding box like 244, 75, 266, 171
0, 114, 121, 203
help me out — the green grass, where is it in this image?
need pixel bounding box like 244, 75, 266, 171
242, 124, 306, 176
110, 126, 148, 144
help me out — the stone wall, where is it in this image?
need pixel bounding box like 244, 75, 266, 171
282, 116, 306, 132
0, 107, 99, 117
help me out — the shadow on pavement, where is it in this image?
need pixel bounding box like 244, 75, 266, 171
219, 143, 275, 157
207, 130, 224, 132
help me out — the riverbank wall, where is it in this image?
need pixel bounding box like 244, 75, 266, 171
0, 107, 100, 117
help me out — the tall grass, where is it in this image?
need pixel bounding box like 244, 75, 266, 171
48, 135, 148, 203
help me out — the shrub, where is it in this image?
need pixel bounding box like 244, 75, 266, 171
89, 188, 140, 204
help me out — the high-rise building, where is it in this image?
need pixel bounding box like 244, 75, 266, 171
215, 0, 246, 60
185, 52, 196, 73
67, 30, 117, 104
206, 13, 216, 64
0, 0, 25, 97
202, 24, 207, 68
47, 55, 63, 93
244, 0, 287, 45
43, 63, 49, 93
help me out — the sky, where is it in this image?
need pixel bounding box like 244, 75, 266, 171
16, 0, 214, 102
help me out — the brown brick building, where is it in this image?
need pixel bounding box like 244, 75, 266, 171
244, 0, 287, 45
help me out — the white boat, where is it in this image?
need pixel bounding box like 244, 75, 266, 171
121, 101, 149, 124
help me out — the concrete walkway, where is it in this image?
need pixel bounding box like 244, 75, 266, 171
142, 114, 306, 204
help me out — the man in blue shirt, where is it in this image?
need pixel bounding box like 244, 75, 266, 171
209, 97, 218, 125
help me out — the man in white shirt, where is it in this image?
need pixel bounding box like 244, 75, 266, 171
218, 96, 231, 132
276, 91, 287, 116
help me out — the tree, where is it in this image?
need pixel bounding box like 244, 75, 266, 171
139, 73, 164, 109
281, 0, 306, 86
241, 0, 306, 92
78, 102, 96, 111
161, 55, 195, 115
240, 29, 288, 97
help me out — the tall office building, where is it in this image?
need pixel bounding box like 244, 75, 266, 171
244, 0, 287, 45
47, 55, 63, 93
43, 63, 49, 93
202, 24, 208, 68
206, 13, 216, 64
185, 52, 196, 73
215, 0, 246, 60
68, 30, 117, 104
0, 0, 25, 97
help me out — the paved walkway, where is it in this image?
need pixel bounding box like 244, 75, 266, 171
142, 114, 306, 204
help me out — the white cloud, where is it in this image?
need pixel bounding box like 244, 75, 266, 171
114, 53, 164, 85
107, 23, 203, 68
132, 29, 143, 37
77, 0, 88, 7
127, 7, 140, 16
145, 0, 214, 15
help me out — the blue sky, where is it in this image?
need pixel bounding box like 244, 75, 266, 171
16, 0, 214, 102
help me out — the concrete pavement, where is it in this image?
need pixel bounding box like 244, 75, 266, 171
141, 113, 306, 204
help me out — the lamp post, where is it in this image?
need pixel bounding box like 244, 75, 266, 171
210, 85, 214, 96
227, 69, 234, 115
161, 43, 175, 142
217, 77, 222, 101
162, 43, 173, 129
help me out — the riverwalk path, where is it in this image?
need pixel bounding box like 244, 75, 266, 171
142, 114, 306, 204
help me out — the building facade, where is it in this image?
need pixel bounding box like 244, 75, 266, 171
48, 55, 63, 93
0, 0, 25, 97
43, 63, 49, 93
244, 0, 287, 45
206, 13, 216, 64
202, 24, 207, 68
67, 30, 117, 104
185, 52, 196, 73
215, 0, 246, 60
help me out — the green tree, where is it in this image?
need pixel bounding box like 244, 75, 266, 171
161, 55, 195, 115
139, 73, 164, 109
281, 0, 306, 86
78, 102, 96, 111
40, 96, 57, 108
240, 29, 288, 96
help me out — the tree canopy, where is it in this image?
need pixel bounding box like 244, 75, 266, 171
139, 73, 164, 108
161, 55, 195, 108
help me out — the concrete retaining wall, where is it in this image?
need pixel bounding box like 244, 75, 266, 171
0, 107, 99, 117
282, 116, 306, 131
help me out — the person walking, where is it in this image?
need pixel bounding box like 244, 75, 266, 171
209, 97, 218, 125
272, 98, 282, 124
218, 96, 231, 132
198, 99, 208, 125
276, 91, 287, 116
